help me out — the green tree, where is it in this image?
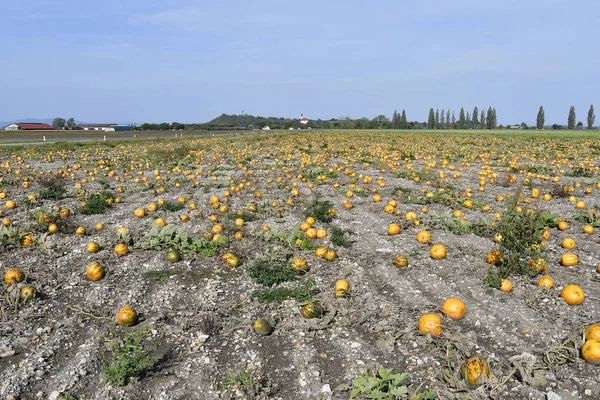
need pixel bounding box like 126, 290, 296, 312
391, 109, 399, 129
568, 106, 576, 129
66, 117, 76, 130
52, 117, 66, 130
451, 111, 456, 129
587, 104, 595, 129
446, 110, 451, 129
458, 108, 466, 129
440, 109, 445, 128
428, 108, 435, 129
536, 106, 545, 130
480, 108, 486, 128
466, 111, 471, 129
491, 108, 497, 129
400, 110, 407, 129
472, 107, 479, 128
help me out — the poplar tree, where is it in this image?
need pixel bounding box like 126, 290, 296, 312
472, 107, 479, 128
428, 108, 435, 129
568, 106, 576, 129
588, 104, 595, 129
458, 108, 466, 129
400, 110, 407, 129
536, 106, 545, 130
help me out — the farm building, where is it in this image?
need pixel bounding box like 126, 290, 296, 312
300, 114, 309, 125
5, 122, 54, 131
79, 124, 117, 131
103, 125, 131, 132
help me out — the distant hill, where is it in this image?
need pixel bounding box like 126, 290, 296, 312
0, 118, 136, 128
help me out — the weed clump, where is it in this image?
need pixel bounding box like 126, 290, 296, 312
38, 177, 67, 200
103, 328, 159, 387
305, 192, 335, 223
79, 191, 115, 215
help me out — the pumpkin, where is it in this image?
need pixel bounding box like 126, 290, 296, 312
581, 340, 600, 365
291, 258, 309, 274
394, 255, 409, 268
528, 258, 547, 273
166, 249, 181, 262
48, 224, 58, 234
224, 254, 240, 268
461, 356, 491, 389
387, 223, 401, 235
75, 226, 86, 235
134, 208, 146, 217
486, 249, 502, 266
305, 228, 317, 239
20, 285, 36, 302
20, 233, 33, 247
324, 249, 337, 261
179, 214, 190, 222
584, 324, 600, 342
155, 217, 167, 227
86, 242, 101, 253
113, 243, 129, 256
86, 262, 105, 281
252, 318, 273, 335
418, 313, 442, 336
417, 230, 431, 244
430, 244, 447, 259
335, 279, 349, 298
300, 303, 324, 319
316, 229, 327, 239
560, 253, 578, 266
5, 200, 16, 209
537, 275, 554, 289
561, 238, 575, 249
442, 298, 467, 320
4, 268, 25, 284
584, 225, 594, 234
315, 247, 328, 258
561, 284, 584, 305
500, 279, 513, 293
557, 221, 568, 231
116, 305, 138, 326
493, 233, 503, 243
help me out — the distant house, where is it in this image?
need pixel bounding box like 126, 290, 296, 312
80, 123, 117, 131
104, 125, 131, 132
5, 122, 54, 131
262, 126, 271, 131
509, 125, 520, 130
300, 114, 309, 125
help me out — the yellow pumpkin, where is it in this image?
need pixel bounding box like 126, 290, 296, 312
418, 313, 442, 336
86, 262, 105, 281
300, 303, 324, 319
75, 226, 86, 235
335, 279, 349, 298
20, 285, 36, 302
4, 268, 25, 284
113, 243, 129, 256
486, 249, 502, 266
324, 249, 337, 261
291, 258, 309, 274
537, 275, 554, 289
561, 237, 575, 249
86, 242, 101, 253
560, 253, 579, 267
134, 207, 146, 217
20, 233, 33, 247
417, 230, 432, 244
500, 279, 513, 293
116, 305, 138, 326
387, 223, 401, 235
528, 258, 547, 273
430, 244, 447, 259
461, 356, 491, 389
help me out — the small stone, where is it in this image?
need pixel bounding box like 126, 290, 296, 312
48, 391, 61, 400
585, 390, 592, 396
322, 384, 332, 393
350, 342, 361, 349
546, 391, 561, 400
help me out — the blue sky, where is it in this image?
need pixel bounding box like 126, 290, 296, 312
2, 0, 598, 125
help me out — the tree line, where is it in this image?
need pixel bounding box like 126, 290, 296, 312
536, 105, 595, 130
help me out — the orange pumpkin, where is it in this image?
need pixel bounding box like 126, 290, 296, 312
528, 258, 547, 273
430, 244, 447, 259
4, 268, 25, 284
291, 258, 309, 273
560, 253, 579, 266
537, 275, 554, 289
134, 208, 146, 217
387, 223, 401, 235
561, 284, 585, 305
86, 242, 101, 253
394, 255, 409, 268
486, 249, 502, 266
113, 243, 129, 256
116, 305, 138, 326
461, 356, 490, 389
416, 230, 432, 244
500, 279, 513, 293
20, 286, 36, 302
418, 313, 442, 336
584, 324, 600, 342
441, 298, 467, 320
86, 262, 105, 281
561, 238, 575, 249
335, 279, 349, 298
581, 340, 600, 365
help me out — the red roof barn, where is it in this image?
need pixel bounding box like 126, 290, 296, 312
5, 122, 54, 131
